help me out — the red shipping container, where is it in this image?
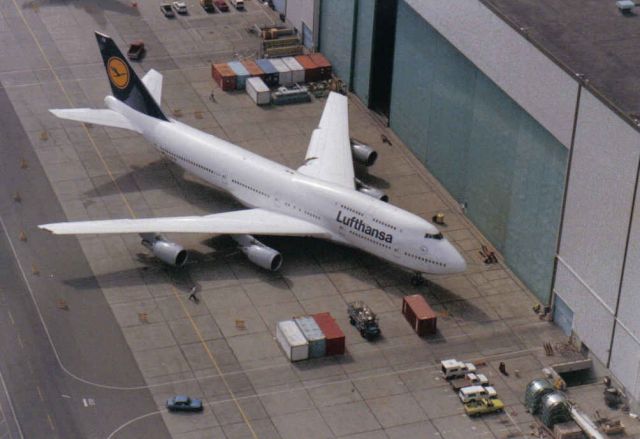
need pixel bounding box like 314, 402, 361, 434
241, 60, 264, 78
211, 63, 237, 91
312, 312, 345, 356
295, 55, 321, 83
402, 294, 437, 336
308, 53, 332, 80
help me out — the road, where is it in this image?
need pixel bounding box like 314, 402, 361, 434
0, 83, 170, 439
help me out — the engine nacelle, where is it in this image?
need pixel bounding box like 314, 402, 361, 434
141, 235, 188, 267
356, 179, 389, 202
233, 234, 283, 271
350, 141, 378, 167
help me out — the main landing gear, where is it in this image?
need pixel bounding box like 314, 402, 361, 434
411, 273, 425, 286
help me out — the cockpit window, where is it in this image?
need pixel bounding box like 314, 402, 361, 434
425, 233, 443, 240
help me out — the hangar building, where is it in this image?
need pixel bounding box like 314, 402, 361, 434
277, 0, 640, 407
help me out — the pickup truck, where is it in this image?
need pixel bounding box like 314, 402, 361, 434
127, 41, 145, 61
214, 0, 229, 12
464, 398, 504, 417
441, 358, 477, 380
160, 3, 175, 17
450, 373, 489, 391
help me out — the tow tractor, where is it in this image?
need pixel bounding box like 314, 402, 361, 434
348, 301, 381, 340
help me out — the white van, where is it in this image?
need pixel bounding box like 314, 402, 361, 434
230, 0, 244, 9
441, 359, 477, 380
458, 385, 497, 403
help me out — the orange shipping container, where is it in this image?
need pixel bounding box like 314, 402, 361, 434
241, 60, 264, 78
402, 294, 437, 336
311, 312, 345, 356
211, 63, 237, 91
308, 53, 332, 80
295, 55, 321, 83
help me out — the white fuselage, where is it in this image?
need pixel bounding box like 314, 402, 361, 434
107, 97, 466, 275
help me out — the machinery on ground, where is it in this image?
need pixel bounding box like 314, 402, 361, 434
347, 301, 381, 340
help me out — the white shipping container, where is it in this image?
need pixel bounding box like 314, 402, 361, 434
269, 58, 293, 85
276, 320, 309, 362
282, 57, 305, 84
246, 77, 270, 105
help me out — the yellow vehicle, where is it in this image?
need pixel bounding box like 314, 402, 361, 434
464, 398, 504, 417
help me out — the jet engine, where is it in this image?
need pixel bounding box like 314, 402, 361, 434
233, 235, 283, 271
350, 140, 378, 167
141, 234, 188, 267
355, 178, 389, 202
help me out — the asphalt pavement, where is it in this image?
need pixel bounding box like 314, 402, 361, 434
0, 83, 171, 439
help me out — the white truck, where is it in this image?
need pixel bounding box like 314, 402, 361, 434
230, 0, 244, 10
458, 385, 498, 403
441, 359, 477, 380
450, 373, 490, 391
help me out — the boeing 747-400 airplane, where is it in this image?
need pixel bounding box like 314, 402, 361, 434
39, 32, 466, 283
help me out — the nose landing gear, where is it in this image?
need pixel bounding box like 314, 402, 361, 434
411, 273, 425, 286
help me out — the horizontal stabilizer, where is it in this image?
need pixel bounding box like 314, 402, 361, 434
50, 108, 139, 132
39, 209, 330, 238
142, 69, 162, 105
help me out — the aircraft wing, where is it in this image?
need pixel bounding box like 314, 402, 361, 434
39, 209, 330, 237
297, 92, 355, 189
50, 108, 140, 132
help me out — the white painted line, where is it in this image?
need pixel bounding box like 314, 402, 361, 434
82, 398, 88, 407
0, 362, 23, 439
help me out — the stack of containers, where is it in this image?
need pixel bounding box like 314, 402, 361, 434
308, 53, 332, 80
294, 316, 326, 358
255, 59, 279, 87
282, 57, 305, 84
227, 61, 250, 90
295, 55, 321, 83
211, 63, 237, 91
276, 320, 309, 362
268, 58, 293, 86
246, 77, 270, 105
312, 312, 345, 356
241, 60, 264, 79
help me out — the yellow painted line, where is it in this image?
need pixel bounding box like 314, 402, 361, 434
8, 0, 135, 220
46, 413, 55, 431
7, 310, 14, 325
36, 385, 44, 402
8, 1, 258, 437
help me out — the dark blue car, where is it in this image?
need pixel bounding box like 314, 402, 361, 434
166, 395, 203, 412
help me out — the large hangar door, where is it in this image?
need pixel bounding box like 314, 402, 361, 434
368, 0, 398, 116
319, 0, 355, 87
351, 1, 376, 105
389, 1, 567, 303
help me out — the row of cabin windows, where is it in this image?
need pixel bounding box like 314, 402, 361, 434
404, 251, 447, 267
348, 230, 393, 250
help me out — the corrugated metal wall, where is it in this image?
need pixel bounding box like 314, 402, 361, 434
352, 1, 375, 105
319, 0, 355, 86
389, 1, 567, 303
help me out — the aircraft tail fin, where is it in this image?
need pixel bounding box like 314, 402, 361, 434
95, 32, 167, 121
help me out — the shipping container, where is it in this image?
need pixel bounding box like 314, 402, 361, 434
227, 61, 250, 90
268, 58, 293, 85
211, 63, 237, 91
276, 320, 309, 362
294, 316, 326, 358
308, 53, 332, 80
282, 57, 305, 84
312, 312, 345, 356
241, 60, 264, 78
295, 55, 321, 82
246, 77, 270, 105
255, 59, 279, 87
402, 294, 437, 336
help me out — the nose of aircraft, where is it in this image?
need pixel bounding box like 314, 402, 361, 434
444, 240, 467, 273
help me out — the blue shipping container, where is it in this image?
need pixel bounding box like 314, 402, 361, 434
294, 316, 326, 358
227, 61, 250, 90
255, 59, 279, 87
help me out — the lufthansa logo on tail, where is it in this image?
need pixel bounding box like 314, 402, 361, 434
107, 57, 130, 90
